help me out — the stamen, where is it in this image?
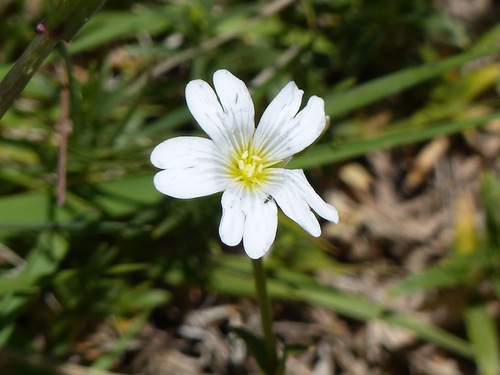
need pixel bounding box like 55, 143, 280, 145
233, 149, 268, 187
246, 165, 255, 177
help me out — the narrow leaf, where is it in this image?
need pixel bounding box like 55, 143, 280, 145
325, 47, 500, 118
465, 305, 500, 375
231, 326, 273, 374
290, 112, 500, 169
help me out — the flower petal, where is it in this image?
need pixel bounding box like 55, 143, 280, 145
219, 185, 278, 258
263, 169, 337, 236
151, 136, 223, 169
185, 78, 232, 151
219, 187, 245, 246
286, 169, 339, 223
151, 136, 229, 198
269, 170, 322, 236
185, 70, 255, 155
213, 70, 255, 150
253, 81, 303, 156
242, 190, 278, 259
257, 96, 327, 162
153, 167, 228, 199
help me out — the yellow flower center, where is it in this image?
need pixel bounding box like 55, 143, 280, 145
232, 150, 267, 187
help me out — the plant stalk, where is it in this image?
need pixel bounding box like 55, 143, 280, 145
252, 257, 278, 373
0, 0, 107, 119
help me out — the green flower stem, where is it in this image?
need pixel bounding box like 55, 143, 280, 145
0, 0, 107, 119
252, 257, 278, 373
0, 35, 57, 118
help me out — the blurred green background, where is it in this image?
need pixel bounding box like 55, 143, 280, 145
1, 0, 500, 374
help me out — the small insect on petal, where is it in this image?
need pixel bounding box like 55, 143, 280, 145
264, 195, 273, 204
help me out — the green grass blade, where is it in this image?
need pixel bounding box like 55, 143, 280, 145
0, 174, 160, 236
480, 172, 500, 247
290, 111, 500, 169
91, 312, 151, 371
295, 284, 472, 358
385, 313, 472, 359
465, 305, 500, 375
208, 256, 472, 358
71, 7, 174, 54
0, 232, 68, 344
0, 0, 107, 118
0, 232, 68, 297
325, 47, 500, 118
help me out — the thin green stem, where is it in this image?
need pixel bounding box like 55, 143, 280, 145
0, 0, 107, 119
252, 257, 278, 374
0, 35, 57, 117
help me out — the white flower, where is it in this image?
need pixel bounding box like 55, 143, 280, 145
151, 70, 339, 259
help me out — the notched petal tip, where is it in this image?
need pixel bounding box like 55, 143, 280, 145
150, 136, 219, 170
244, 246, 268, 259
212, 69, 255, 136
213, 69, 238, 83
243, 232, 272, 259
185, 79, 209, 99
150, 138, 184, 169
150, 141, 166, 168
308, 224, 322, 237
283, 80, 303, 96
304, 96, 327, 128
219, 212, 244, 247
325, 205, 339, 224
275, 169, 339, 236
153, 168, 226, 199
185, 79, 221, 120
